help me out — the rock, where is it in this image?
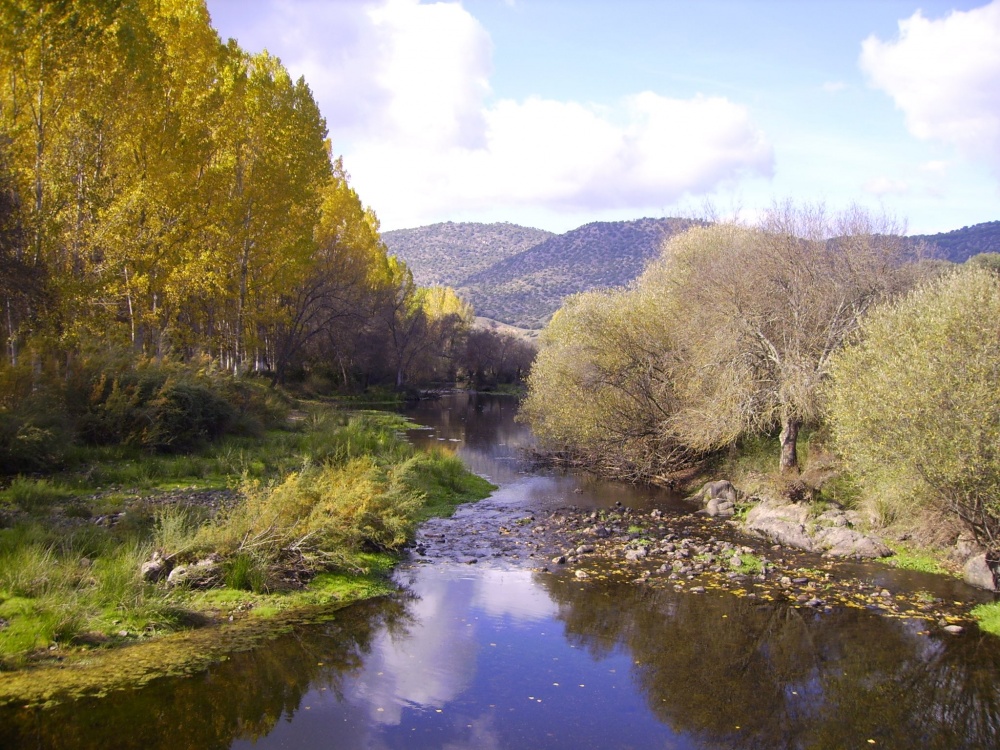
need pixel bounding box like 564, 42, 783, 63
818, 526, 891, 558
166, 558, 222, 588
963, 553, 999, 591
744, 500, 890, 558
730, 555, 742, 569
140, 551, 171, 583
690, 586, 706, 594
577, 545, 595, 555
625, 549, 648, 561
745, 502, 817, 552
943, 625, 964, 634
574, 570, 589, 579
694, 480, 738, 516
552, 555, 567, 565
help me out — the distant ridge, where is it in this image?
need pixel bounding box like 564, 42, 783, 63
911, 221, 1000, 263
385, 217, 1000, 330
460, 217, 700, 328
382, 222, 554, 288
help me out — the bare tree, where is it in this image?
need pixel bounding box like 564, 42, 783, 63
658, 203, 915, 473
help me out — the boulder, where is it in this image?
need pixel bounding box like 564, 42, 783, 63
745, 502, 816, 552
694, 480, 738, 517
166, 557, 222, 588
140, 550, 171, 583
963, 553, 999, 591
743, 500, 890, 558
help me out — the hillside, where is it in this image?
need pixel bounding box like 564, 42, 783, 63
382, 222, 554, 288
385, 217, 999, 331
912, 221, 1000, 263
459, 217, 701, 328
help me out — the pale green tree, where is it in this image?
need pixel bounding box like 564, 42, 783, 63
825, 268, 1000, 547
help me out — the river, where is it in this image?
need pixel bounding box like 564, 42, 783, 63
3, 392, 1000, 749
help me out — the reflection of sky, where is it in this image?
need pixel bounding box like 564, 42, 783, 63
231, 565, 681, 750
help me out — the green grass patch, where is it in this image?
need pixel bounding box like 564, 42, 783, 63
0, 477, 77, 511
886, 543, 954, 576
731, 553, 763, 575
972, 602, 1000, 636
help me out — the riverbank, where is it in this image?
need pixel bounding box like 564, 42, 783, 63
0, 405, 495, 698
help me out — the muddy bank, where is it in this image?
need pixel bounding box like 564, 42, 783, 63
408, 497, 984, 632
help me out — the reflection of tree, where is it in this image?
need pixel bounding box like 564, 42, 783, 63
0, 597, 412, 749
539, 575, 1000, 749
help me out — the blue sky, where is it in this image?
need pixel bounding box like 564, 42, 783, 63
205, 0, 1000, 235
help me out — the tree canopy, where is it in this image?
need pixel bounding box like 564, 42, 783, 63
826, 267, 1000, 549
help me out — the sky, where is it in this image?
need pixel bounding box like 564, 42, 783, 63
204, 0, 1000, 235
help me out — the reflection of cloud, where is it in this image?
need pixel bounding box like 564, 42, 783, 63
861, 1, 1000, 174
472, 568, 557, 622
348, 574, 479, 724
442, 712, 504, 750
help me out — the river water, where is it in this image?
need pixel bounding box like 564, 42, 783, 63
4, 392, 1000, 749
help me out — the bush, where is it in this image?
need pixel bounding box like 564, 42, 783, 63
826, 268, 1000, 547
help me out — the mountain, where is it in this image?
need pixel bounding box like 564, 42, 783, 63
459, 217, 701, 328
911, 221, 1000, 263
385, 217, 1000, 331
382, 222, 554, 288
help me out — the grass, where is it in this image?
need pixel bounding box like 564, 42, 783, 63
0, 405, 495, 667
972, 602, 1000, 636
885, 543, 955, 576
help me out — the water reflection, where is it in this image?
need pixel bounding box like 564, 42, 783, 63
539, 572, 1000, 749
4, 393, 1000, 749
0, 598, 411, 749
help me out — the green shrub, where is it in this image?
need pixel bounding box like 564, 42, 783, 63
826, 268, 1000, 545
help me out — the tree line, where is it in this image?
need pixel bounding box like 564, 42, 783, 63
0, 0, 491, 392
523, 204, 1000, 550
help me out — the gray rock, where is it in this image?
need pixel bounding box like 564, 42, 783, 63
745, 502, 817, 552
744, 500, 890, 558
818, 526, 891, 558
140, 551, 170, 583
963, 553, 999, 591
693, 480, 738, 516
166, 559, 222, 588
944, 625, 964, 634
624, 548, 648, 561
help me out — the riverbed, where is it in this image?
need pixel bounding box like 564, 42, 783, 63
3, 392, 999, 749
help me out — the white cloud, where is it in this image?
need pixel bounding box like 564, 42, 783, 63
863, 176, 911, 196
218, 0, 773, 229
860, 1, 1000, 173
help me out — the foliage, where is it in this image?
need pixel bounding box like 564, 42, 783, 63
657, 204, 914, 473
521, 284, 697, 483
523, 204, 914, 479
0, 0, 471, 395
826, 268, 1000, 548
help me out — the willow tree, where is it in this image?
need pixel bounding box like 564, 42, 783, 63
826, 268, 1000, 548
657, 204, 914, 473
521, 284, 694, 482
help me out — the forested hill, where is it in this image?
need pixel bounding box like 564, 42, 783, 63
911, 221, 1000, 262
382, 222, 554, 287
386, 217, 701, 329
462, 217, 701, 327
